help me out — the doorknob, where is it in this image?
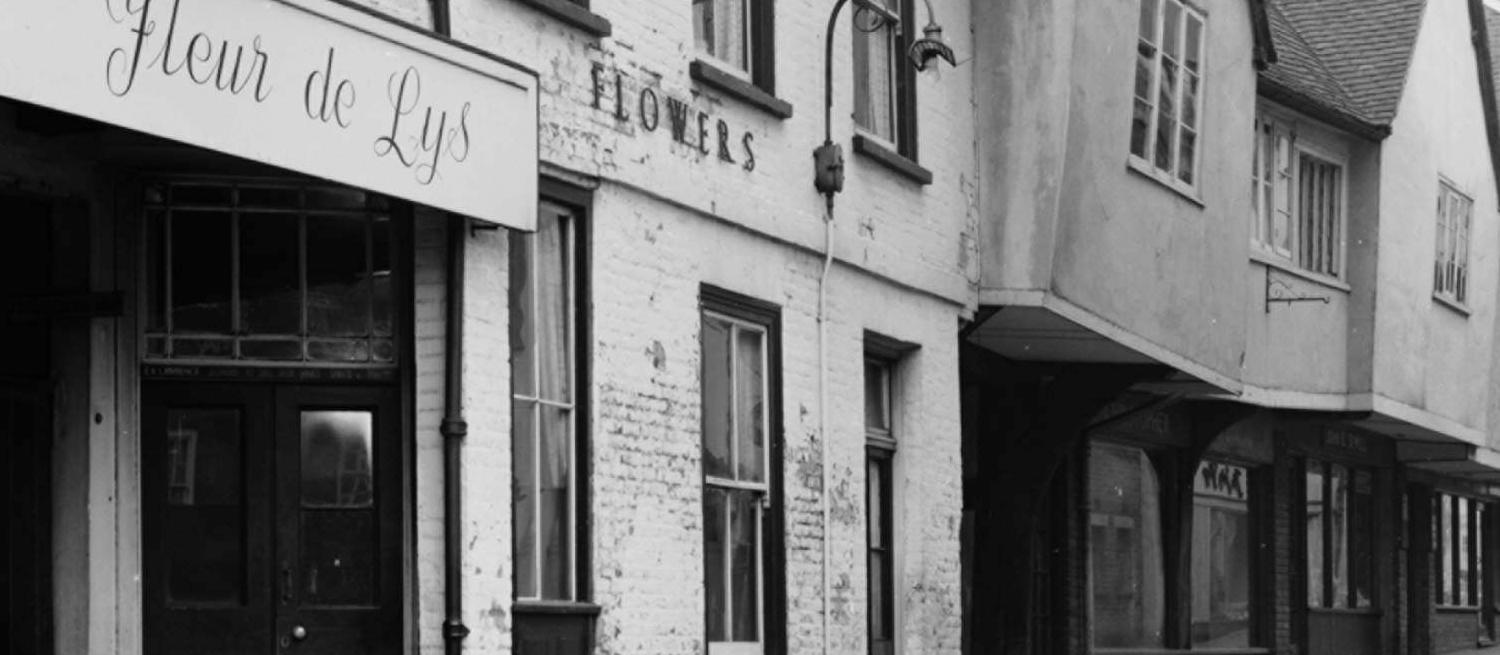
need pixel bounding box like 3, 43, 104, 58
291, 625, 308, 642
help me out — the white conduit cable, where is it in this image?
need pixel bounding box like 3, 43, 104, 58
818, 200, 835, 655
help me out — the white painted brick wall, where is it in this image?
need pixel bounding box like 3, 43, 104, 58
368, 1, 974, 654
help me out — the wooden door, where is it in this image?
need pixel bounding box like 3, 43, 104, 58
144, 383, 401, 655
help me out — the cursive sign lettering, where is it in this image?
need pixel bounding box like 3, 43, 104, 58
106, 0, 271, 101
373, 67, 472, 186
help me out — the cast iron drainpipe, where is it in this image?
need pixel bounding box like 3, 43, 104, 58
441, 214, 470, 654
428, 7, 462, 653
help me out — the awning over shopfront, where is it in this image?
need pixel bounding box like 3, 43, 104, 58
0, 0, 538, 230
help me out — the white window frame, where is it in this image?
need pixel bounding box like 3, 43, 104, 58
693, 0, 756, 81
511, 202, 580, 603
703, 310, 771, 655
1435, 179, 1473, 308
1128, 0, 1208, 195
1250, 115, 1348, 281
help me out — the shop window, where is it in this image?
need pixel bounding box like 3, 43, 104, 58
864, 354, 896, 655
1435, 180, 1473, 307
1191, 459, 1253, 648
1130, 0, 1206, 190
510, 202, 587, 602
700, 286, 783, 655
1305, 460, 1374, 609
852, 0, 916, 158
142, 180, 396, 364
1089, 443, 1166, 648
1435, 493, 1484, 608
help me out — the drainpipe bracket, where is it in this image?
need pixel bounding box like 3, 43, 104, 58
442, 620, 471, 641
440, 417, 469, 439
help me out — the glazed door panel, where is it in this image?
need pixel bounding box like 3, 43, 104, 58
144, 383, 400, 655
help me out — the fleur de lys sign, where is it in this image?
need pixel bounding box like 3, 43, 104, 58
0, 0, 538, 230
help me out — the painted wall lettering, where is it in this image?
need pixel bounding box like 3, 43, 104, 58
305, 48, 355, 128
106, 0, 271, 101
373, 67, 473, 185
589, 62, 758, 172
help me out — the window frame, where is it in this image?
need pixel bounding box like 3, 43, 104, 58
1128, 0, 1208, 195
1250, 115, 1349, 281
691, 0, 780, 101
509, 194, 592, 606
1434, 491, 1486, 610
1303, 458, 1377, 611
864, 350, 898, 655
699, 284, 785, 655
851, 0, 918, 160
1434, 179, 1474, 309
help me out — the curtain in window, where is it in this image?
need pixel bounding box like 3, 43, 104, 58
1090, 444, 1165, 648
694, 0, 750, 73
852, 0, 897, 142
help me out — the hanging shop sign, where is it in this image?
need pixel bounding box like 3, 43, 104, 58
0, 0, 538, 229
590, 63, 757, 171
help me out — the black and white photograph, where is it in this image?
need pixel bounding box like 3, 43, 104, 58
4, 1, 1500, 654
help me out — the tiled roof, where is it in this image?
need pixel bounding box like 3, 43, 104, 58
1259, 0, 1427, 129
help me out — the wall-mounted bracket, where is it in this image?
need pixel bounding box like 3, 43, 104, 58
1264, 266, 1330, 313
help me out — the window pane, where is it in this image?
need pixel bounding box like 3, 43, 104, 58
1329, 464, 1349, 608
1191, 460, 1251, 648
1306, 461, 1325, 607
1138, 0, 1158, 43
1155, 59, 1177, 171
163, 409, 243, 605
1162, 1, 1181, 59
695, 0, 749, 73
1460, 496, 1472, 605
145, 210, 167, 332
539, 404, 572, 599
702, 316, 733, 479
535, 213, 572, 403
730, 490, 760, 642
1184, 15, 1202, 73
513, 399, 537, 599
735, 326, 766, 483
238, 213, 301, 335
305, 215, 371, 337
1131, 98, 1153, 159
853, 10, 895, 141
171, 211, 233, 333
705, 487, 729, 641
1350, 469, 1373, 608
509, 232, 536, 398
1089, 444, 1165, 648
300, 411, 374, 509
865, 360, 890, 434
300, 510, 377, 606
371, 216, 393, 337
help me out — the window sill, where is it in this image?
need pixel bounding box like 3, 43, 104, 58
853, 134, 933, 185
1250, 250, 1351, 293
1436, 604, 1483, 613
1126, 155, 1205, 207
1434, 293, 1473, 317
513, 600, 602, 616
1092, 649, 1272, 655
514, 0, 612, 37
689, 60, 793, 119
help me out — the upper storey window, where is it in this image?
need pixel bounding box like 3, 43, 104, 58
853, 0, 916, 158
1130, 0, 1205, 190
1435, 180, 1473, 307
695, 0, 755, 77
1251, 117, 1346, 279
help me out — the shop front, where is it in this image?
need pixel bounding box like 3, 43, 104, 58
0, 2, 536, 653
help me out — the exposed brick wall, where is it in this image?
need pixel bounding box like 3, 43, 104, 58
585, 189, 964, 655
